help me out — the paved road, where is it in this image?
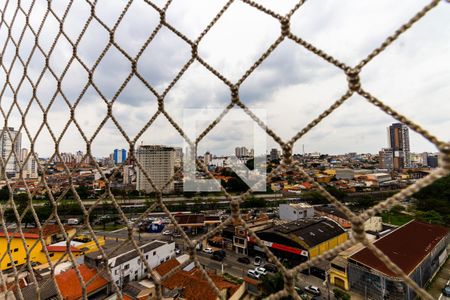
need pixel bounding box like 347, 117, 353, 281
428, 256, 450, 299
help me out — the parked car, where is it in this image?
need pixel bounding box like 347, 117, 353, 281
255, 267, 267, 276
172, 232, 181, 237
162, 230, 172, 235
305, 285, 321, 295
254, 256, 262, 266
237, 257, 250, 264
263, 263, 278, 273
247, 269, 260, 279
213, 250, 226, 258
212, 254, 224, 261
203, 247, 213, 254
443, 285, 450, 297
294, 287, 308, 299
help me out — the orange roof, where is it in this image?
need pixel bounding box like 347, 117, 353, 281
161, 267, 239, 300
26, 225, 74, 237
46, 245, 82, 253
55, 264, 108, 300
155, 258, 180, 277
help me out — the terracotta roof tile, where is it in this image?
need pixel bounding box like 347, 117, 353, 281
154, 258, 180, 277
55, 264, 108, 300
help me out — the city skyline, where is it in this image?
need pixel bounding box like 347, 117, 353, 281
1, 0, 448, 158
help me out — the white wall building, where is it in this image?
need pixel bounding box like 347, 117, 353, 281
85, 240, 175, 288
279, 203, 314, 221
136, 145, 176, 193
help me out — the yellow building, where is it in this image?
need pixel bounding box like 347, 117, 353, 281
253, 218, 348, 266
329, 235, 376, 290
0, 225, 104, 270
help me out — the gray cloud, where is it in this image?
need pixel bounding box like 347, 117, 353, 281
1, 0, 448, 158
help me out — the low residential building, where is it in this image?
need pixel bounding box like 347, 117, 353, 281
250, 218, 348, 266
155, 258, 243, 300
279, 203, 314, 221
174, 214, 221, 235
0, 225, 80, 270
348, 220, 449, 300
84, 239, 175, 288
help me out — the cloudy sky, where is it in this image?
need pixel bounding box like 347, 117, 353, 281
1, 0, 449, 158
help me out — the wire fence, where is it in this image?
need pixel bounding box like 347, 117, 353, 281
0, 0, 449, 299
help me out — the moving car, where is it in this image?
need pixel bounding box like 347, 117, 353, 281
247, 269, 260, 279
237, 257, 250, 264
305, 285, 321, 295
203, 247, 213, 254
254, 256, 262, 266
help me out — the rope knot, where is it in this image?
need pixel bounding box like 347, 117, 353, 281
351, 216, 366, 242
191, 43, 198, 58
346, 68, 361, 91
231, 85, 239, 103
280, 17, 290, 36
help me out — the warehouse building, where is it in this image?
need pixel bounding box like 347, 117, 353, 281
348, 220, 449, 300
249, 218, 348, 267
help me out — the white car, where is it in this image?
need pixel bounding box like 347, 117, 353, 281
162, 230, 172, 235
255, 267, 267, 276
305, 285, 321, 295
247, 269, 260, 279
203, 247, 213, 254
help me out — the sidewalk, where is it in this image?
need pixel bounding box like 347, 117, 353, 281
428, 256, 450, 299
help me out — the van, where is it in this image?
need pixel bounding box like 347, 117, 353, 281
67, 218, 79, 225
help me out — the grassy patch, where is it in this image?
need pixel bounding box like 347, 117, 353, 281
379, 212, 414, 226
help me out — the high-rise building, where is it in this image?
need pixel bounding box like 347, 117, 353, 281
235, 146, 249, 158
173, 147, 183, 168
113, 149, 127, 164
20, 148, 39, 179
204, 151, 212, 165
387, 123, 410, 169
270, 148, 280, 162
426, 154, 439, 168
136, 145, 175, 193
0, 127, 21, 178
379, 148, 394, 170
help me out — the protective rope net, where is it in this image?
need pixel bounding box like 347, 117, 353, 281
0, 0, 449, 299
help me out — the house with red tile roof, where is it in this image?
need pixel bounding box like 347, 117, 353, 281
155, 258, 244, 300
55, 264, 109, 300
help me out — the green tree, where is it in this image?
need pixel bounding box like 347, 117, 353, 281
0, 185, 10, 201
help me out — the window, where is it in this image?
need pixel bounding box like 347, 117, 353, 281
124, 264, 129, 270
145, 255, 148, 259
13, 248, 18, 252
153, 251, 156, 256
138, 258, 141, 264
49, 253, 54, 257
